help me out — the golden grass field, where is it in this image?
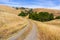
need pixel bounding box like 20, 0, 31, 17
0, 5, 60, 40
44, 19, 60, 26
33, 20, 60, 40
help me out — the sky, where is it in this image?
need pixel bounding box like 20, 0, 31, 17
0, 0, 60, 9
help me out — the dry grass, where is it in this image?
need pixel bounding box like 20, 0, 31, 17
0, 5, 20, 15
0, 12, 27, 39
44, 19, 60, 26
33, 20, 60, 40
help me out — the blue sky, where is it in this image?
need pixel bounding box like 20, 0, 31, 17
0, 0, 60, 9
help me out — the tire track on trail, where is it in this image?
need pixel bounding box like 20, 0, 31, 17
7, 20, 32, 40
24, 19, 38, 40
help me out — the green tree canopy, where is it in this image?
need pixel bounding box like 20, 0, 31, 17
55, 16, 60, 19
29, 12, 54, 22
18, 11, 28, 17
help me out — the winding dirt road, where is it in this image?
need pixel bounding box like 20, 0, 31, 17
7, 19, 38, 40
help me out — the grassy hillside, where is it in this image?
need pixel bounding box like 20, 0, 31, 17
33, 20, 60, 40
0, 5, 20, 15
44, 19, 60, 26
33, 8, 60, 16
0, 12, 27, 39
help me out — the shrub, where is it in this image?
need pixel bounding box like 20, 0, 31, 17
18, 11, 28, 17
49, 13, 54, 20
29, 12, 54, 22
38, 12, 50, 22
55, 16, 60, 19
29, 12, 38, 20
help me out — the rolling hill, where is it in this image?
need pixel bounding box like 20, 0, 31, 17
0, 5, 60, 16
0, 5, 21, 15
33, 8, 60, 16
0, 5, 60, 40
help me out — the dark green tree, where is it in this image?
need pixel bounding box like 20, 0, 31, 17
29, 12, 38, 20
55, 16, 60, 19
38, 12, 50, 22
29, 12, 54, 22
18, 11, 28, 17
49, 13, 54, 20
